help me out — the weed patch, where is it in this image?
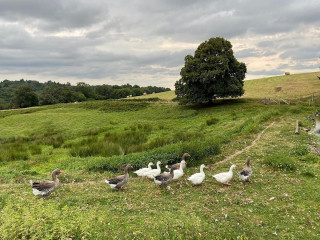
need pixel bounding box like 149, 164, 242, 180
264, 153, 297, 172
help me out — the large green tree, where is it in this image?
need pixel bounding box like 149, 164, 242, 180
175, 37, 247, 104
11, 85, 39, 108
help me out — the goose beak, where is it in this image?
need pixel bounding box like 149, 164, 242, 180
59, 170, 63, 173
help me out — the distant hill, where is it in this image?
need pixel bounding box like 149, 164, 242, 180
135, 72, 320, 100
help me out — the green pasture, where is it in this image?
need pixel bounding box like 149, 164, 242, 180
0, 72, 319, 239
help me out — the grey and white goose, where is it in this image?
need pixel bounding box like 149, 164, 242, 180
239, 157, 252, 182
165, 153, 190, 170
30, 168, 63, 197
105, 164, 133, 190
154, 167, 174, 187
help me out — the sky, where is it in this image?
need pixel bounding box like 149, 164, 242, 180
0, 0, 319, 89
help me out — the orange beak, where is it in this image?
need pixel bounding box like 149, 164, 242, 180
59, 170, 63, 173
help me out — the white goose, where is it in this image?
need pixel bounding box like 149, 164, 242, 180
134, 162, 154, 176
172, 160, 186, 180
145, 161, 162, 179
212, 164, 236, 186
187, 164, 206, 185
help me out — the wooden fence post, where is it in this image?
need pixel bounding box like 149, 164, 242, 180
295, 120, 299, 134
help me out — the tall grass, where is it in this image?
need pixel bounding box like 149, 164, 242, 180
86, 137, 221, 171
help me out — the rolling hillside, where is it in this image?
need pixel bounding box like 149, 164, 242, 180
135, 72, 320, 100
0, 72, 319, 239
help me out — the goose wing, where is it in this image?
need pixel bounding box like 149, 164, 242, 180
155, 172, 170, 181
31, 180, 55, 191
167, 163, 180, 170
107, 174, 125, 185
240, 167, 252, 176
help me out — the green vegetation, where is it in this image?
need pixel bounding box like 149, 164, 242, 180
175, 37, 246, 104
0, 73, 320, 239
0, 79, 170, 109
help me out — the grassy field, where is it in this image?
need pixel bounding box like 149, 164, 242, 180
135, 72, 320, 101
0, 73, 320, 239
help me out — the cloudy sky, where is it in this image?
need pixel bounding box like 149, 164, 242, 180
0, 0, 319, 88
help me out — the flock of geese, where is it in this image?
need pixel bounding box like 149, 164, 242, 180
30, 153, 252, 197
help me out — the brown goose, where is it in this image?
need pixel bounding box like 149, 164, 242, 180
165, 153, 190, 170
105, 164, 133, 190
30, 168, 63, 197
154, 167, 174, 187
239, 157, 252, 182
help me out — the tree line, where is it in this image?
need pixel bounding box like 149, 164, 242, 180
0, 79, 170, 109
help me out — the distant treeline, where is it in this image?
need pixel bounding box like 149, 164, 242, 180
0, 79, 171, 109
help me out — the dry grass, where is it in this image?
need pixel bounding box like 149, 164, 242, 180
133, 72, 320, 101
243, 72, 320, 99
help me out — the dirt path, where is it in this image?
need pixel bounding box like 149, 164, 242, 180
211, 121, 275, 167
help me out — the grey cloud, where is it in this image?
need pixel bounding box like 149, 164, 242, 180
0, 0, 319, 88
280, 45, 320, 60
0, 0, 109, 31
235, 48, 277, 58
250, 69, 284, 76
257, 41, 275, 48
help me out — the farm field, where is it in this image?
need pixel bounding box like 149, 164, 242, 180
0, 72, 320, 239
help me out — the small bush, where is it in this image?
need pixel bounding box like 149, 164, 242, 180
206, 118, 219, 126
264, 154, 297, 172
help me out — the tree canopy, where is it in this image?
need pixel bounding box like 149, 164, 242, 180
11, 85, 39, 108
175, 37, 247, 104
0, 79, 171, 109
